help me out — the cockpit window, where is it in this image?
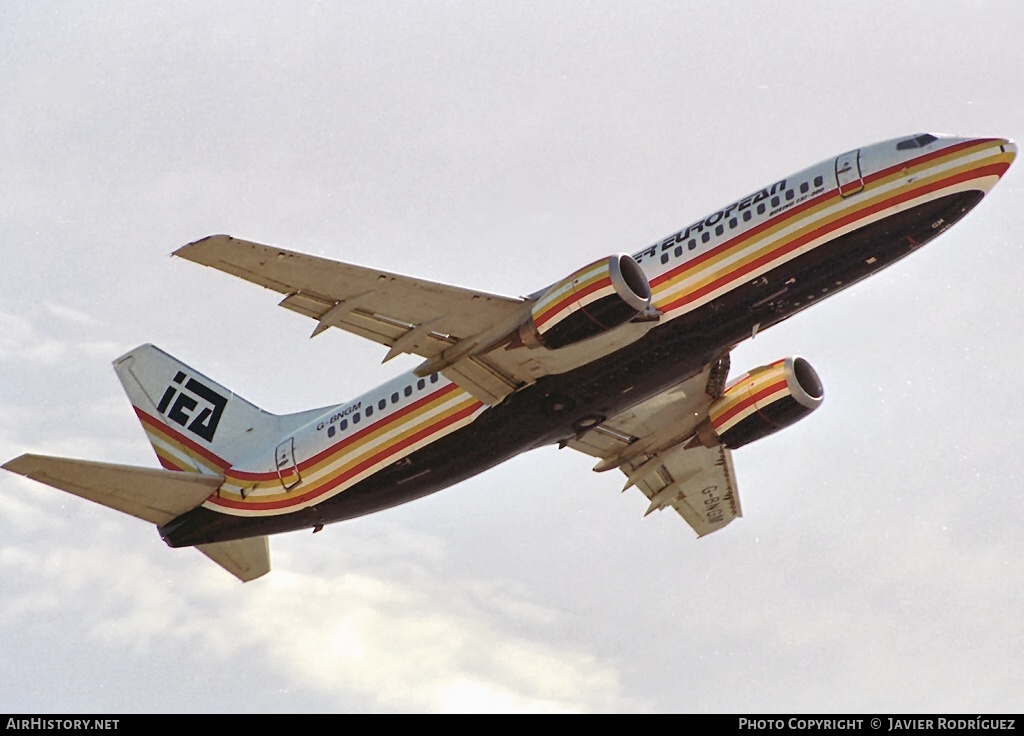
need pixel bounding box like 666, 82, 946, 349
897, 133, 938, 151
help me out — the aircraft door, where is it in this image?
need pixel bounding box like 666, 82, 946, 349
835, 150, 864, 197
275, 437, 301, 490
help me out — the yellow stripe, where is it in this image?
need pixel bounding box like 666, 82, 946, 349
652, 145, 1007, 315
217, 391, 481, 505
209, 397, 486, 517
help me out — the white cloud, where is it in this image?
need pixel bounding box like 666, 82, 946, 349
231, 565, 637, 712
0, 515, 637, 713
0, 308, 120, 366
45, 302, 103, 327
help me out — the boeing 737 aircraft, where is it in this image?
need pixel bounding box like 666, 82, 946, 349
4, 133, 1016, 581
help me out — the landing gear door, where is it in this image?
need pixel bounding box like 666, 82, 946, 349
835, 149, 864, 197
275, 438, 301, 490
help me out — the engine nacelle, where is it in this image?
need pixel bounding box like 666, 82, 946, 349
696, 356, 824, 450
520, 254, 652, 350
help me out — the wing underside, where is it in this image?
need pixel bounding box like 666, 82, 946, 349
174, 235, 663, 405
567, 357, 742, 536
174, 235, 535, 403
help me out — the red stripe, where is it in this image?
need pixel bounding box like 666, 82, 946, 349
649, 138, 999, 291
650, 187, 834, 289
210, 400, 483, 511
839, 180, 862, 196
135, 407, 230, 470
157, 455, 189, 472
535, 276, 613, 328
227, 382, 463, 482
868, 138, 997, 187
660, 162, 1007, 315
714, 379, 788, 428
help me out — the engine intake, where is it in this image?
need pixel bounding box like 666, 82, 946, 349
696, 356, 824, 449
520, 254, 652, 350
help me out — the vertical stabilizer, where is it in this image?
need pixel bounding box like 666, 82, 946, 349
113, 344, 327, 474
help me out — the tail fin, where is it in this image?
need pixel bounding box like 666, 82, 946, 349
113, 344, 327, 474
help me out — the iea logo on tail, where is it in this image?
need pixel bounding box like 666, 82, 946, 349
155, 371, 228, 442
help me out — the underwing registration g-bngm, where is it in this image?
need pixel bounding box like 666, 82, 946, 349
5, 134, 1016, 581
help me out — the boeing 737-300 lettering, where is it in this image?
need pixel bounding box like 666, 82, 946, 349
4, 133, 1016, 581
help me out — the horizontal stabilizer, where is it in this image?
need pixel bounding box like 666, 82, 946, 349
3, 454, 222, 524
4, 454, 269, 582
197, 537, 271, 582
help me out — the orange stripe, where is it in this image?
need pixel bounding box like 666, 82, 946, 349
658, 161, 1006, 316
648, 139, 999, 293
226, 382, 463, 483
713, 379, 788, 428
135, 407, 230, 470
535, 274, 613, 329
209, 399, 483, 511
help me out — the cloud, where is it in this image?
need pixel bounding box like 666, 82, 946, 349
0, 310, 69, 364
0, 509, 638, 713
240, 568, 632, 712
44, 302, 103, 327
0, 308, 119, 366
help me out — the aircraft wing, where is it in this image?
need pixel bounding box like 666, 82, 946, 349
175, 235, 538, 404
176, 235, 665, 405
566, 358, 742, 536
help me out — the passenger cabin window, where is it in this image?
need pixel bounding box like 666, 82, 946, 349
404, 386, 412, 397
352, 413, 360, 424
391, 392, 399, 403
340, 419, 348, 430
430, 373, 439, 383
417, 378, 425, 390
813, 175, 824, 187
661, 253, 669, 264
378, 399, 386, 410
365, 405, 373, 417
800, 182, 809, 194
328, 426, 336, 438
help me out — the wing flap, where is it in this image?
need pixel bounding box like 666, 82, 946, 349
175, 234, 666, 406
441, 356, 523, 405
566, 357, 742, 537
628, 443, 741, 536
3, 454, 222, 525
175, 235, 528, 352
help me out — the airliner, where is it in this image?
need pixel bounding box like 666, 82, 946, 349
4, 133, 1016, 581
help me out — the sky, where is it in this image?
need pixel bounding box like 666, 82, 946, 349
2, 0, 1023, 714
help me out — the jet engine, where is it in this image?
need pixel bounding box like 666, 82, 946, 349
519, 254, 652, 350
695, 356, 824, 449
